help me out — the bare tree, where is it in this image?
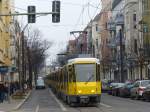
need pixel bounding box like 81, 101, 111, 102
26, 28, 52, 87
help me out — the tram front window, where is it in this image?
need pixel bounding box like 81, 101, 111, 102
75, 64, 96, 82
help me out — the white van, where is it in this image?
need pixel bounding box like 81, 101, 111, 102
36, 79, 45, 89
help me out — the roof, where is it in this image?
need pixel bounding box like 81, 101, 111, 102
67, 58, 100, 64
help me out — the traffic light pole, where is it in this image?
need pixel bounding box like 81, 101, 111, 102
119, 29, 124, 83
0, 12, 59, 16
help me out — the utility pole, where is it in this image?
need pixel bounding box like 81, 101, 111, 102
119, 29, 124, 82
21, 31, 25, 92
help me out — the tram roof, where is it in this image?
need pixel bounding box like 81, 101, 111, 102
67, 58, 100, 64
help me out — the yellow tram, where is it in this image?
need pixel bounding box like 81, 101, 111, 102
48, 58, 101, 105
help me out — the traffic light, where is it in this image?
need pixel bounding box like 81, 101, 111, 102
52, 0, 60, 23
28, 6, 36, 23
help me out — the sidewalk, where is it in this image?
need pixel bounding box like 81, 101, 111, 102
0, 90, 32, 112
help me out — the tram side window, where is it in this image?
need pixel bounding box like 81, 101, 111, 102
68, 67, 72, 82
72, 65, 76, 82
96, 64, 100, 81
64, 68, 68, 82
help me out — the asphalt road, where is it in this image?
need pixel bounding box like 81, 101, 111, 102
13, 88, 150, 112
101, 93, 150, 112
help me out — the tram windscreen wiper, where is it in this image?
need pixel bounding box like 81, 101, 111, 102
85, 74, 94, 84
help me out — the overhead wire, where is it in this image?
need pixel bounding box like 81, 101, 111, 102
73, 4, 87, 30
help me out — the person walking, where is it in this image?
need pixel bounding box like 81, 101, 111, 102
4, 82, 9, 101
0, 82, 5, 103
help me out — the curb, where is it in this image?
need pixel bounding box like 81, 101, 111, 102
13, 90, 32, 110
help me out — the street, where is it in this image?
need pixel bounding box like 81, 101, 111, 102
13, 88, 150, 112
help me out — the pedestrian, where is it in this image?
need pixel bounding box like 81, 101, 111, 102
10, 82, 14, 95
4, 82, 9, 101
0, 82, 5, 103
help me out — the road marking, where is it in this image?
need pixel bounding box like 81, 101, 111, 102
35, 105, 39, 112
49, 89, 67, 111
100, 103, 112, 108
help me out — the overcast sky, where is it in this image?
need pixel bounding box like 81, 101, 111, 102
15, 0, 101, 63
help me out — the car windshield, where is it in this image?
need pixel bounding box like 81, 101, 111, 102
37, 79, 44, 85
110, 83, 119, 87
115, 83, 125, 88
75, 64, 96, 82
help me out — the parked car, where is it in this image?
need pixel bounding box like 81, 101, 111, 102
107, 83, 119, 95
107, 83, 123, 95
143, 84, 150, 101
119, 83, 134, 97
130, 80, 150, 99
112, 83, 125, 96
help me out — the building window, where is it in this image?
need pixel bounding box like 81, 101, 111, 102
144, 0, 149, 10
134, 39, 138, 54
96, 24, 98, 32
133, 13, 136, 22
133, 25, 137, 29
96, 39, 98, 48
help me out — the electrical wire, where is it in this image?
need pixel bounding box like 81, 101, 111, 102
73, 5, 86, 30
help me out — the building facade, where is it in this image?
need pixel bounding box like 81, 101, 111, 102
124, 0, 145, 81
99, 0, 112, 80
142, 0, 150, 79
0, 0, 16, 82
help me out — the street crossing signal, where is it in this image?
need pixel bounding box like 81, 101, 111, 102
52, 0, 60, 23
28, 6, 36, 23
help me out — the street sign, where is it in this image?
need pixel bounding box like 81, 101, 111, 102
0, 66, 8, 73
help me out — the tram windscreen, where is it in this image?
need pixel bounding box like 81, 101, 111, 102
75, 64, 96, 82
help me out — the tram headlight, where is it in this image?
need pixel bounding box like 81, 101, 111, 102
91, 90, 95, 93
78, 90, 82, 93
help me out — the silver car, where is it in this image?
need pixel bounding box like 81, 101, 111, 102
130, 80, 150, 99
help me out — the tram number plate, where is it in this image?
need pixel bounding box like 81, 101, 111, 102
80, 96, 88, 99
